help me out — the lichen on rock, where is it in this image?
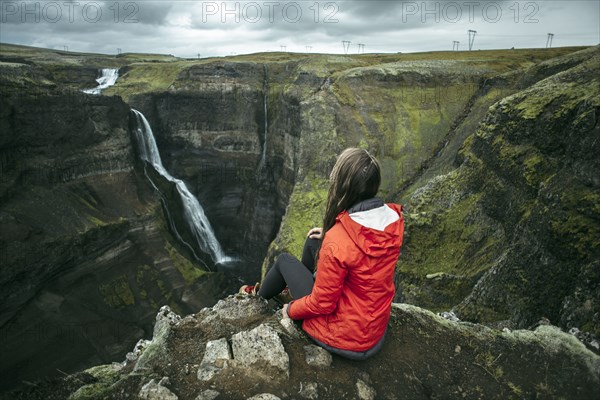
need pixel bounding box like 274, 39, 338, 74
231, 324, 290, 379
134, 305, 181, 371
20, 296, 599, 399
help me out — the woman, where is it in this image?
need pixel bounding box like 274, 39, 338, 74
241, 148, 404, 360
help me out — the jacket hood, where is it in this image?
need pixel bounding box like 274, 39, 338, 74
337, 202, 404, 257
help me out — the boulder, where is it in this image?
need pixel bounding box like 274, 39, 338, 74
138, 378, 178, 400
231, 324, 290, 379
304, 345, 332, 367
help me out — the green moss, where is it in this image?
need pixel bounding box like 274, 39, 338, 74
514, 65, 599, 120
136, 264, 151, 285
104, 61, 189, 100
508, 382, 523, 396
534, 382, 557, 398
281, 174, 328, 257
494, 134, 528, 166
396, 161, 510, 311
331, 80, 356, 106
86, 215, 107, 227
164, 240, 208, 284
99, 276, 135, 307
85, 364, 121, 381
403, 192, 485, 277
68, 365, 122, 400
69, 383, 110, 400
545, 183, 600, 259
580, 321, 600, 338
156, 279, 171, 301
476, 351, 504, 379
550, 212, 600, 258
75, 193, 98, 211
331, 64, 472, 196
263, 174, 328, 278
524, 153, 550, 187
491, 134, 557, 189
135, 264, 164, 303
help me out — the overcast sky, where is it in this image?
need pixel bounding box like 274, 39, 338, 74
1, 0, 598, 57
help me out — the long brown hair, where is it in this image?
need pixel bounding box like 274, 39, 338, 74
317, 148, 381, 262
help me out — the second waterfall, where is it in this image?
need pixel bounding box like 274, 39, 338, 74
131, 109, 231, 265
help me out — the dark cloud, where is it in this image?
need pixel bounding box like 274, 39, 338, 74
0, 0, 598, 57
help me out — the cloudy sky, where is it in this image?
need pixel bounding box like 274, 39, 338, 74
1, 0, 598, 57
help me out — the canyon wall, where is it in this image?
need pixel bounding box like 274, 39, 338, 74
1, 43, 598, 392
0, 58, 238, 391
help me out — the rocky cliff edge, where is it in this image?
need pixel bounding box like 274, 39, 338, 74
11, 296, 600, 400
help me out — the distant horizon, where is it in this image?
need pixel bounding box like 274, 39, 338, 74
1, 1, 598, 58
1, 40, 597, 60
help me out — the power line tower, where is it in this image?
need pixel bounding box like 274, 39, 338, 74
468, 30, 477, 51
342, 40, 351, 54
546, 33, 554, 48
117, 48, 122, 55
357, 43, 365, 54
63, 45, 69, 52
305, 45, 312, 53
452, 41, 459, 51
280, 45, 287, 52
197, 53, 201, 59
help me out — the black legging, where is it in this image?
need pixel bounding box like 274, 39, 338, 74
258, 237, 320, 300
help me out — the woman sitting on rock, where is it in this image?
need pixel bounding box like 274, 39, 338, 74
240, 147, 404, 360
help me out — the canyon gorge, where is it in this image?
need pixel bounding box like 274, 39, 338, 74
0, 43, 598, 398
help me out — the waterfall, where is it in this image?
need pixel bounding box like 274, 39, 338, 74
83, 68, 119, 95
256, 66, 268, 176
131, 109, 231, 264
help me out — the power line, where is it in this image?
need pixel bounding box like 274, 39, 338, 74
546, 33, 554, 48
468, 30, 477, 51
552, 33, 597, 37
478, 32, 594, 38
342, 40, 351, 54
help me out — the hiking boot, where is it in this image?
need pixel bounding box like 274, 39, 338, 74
239, 282, 260, 296
273, 287, 293, 305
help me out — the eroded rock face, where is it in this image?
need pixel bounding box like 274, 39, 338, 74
128, 61, 302, 282
0, 88, 239, 392
423, 46, 600, 334
383, 46, 600, 338
19, 297, 599, 400
134, 306, 181, 372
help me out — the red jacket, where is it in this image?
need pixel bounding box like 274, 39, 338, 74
288, 203, 404, 352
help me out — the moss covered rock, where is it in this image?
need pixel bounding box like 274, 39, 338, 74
397, 46, 600, 335
10, 297, 599, 399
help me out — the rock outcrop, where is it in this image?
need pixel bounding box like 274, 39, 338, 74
398, 46, 600, 338
10, 296, 599, 399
